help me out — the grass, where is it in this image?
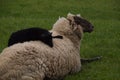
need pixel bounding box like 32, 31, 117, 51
0, 0, 120, 80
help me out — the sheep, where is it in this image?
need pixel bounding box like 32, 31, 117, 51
0, 13, 94, 80
8, 27, 63, 47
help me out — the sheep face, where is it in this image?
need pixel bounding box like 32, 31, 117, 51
67, 13, 94, 33
52, 13, 94, 40
52, 17, 84, 39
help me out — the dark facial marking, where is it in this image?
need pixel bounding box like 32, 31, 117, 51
74, 16, 94, 33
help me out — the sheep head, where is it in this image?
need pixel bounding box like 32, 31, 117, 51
52, 13, 94, 40
67, 13, 94, 33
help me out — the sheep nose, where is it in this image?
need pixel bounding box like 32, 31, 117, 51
91, 26, 94, 30
89, 26, 94, 33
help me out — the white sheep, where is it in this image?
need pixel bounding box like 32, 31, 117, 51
0, 13, 94, 80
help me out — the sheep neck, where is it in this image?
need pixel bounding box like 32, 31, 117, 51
57, 30, 82, 50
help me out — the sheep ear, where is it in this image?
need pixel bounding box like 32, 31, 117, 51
67, 13, 75, 21
50, 32, 52, 35
59, 16, 61, 20
76, 14, 81, 17
67, 13, 74, 17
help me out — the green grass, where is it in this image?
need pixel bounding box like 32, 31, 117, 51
0, 0, 120, 80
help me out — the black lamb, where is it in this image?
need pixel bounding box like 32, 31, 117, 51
8, 27, 63, 47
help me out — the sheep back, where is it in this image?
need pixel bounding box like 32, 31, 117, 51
0, 32, 81, 80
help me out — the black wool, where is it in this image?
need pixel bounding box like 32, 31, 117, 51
8, 27, 63, 47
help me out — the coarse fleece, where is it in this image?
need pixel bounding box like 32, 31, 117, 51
0, 17, 83, 80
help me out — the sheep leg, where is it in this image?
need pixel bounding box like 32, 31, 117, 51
81, 56, 102, 64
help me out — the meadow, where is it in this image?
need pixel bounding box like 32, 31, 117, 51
0, 0, 120, 80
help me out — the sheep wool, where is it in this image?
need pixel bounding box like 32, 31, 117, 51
0, 13, 91, 80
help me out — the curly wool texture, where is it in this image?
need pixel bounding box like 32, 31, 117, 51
0, 17, 82, 80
